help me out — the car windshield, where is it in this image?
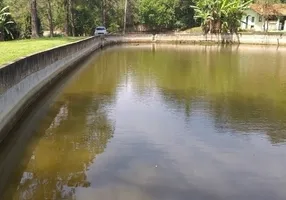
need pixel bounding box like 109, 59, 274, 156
96, 27, 105, 31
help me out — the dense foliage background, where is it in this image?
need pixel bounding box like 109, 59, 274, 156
0, 0, 286, 40
0, 0, 197, 40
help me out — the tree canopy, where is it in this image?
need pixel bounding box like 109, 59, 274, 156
139, 0, 178, 30
0, 0, 286, 40
0, 0, 197, 39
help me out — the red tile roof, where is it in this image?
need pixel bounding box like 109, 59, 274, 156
250, 3, 286, 16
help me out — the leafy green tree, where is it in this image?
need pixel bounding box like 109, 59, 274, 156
174, 0, 197, 30
139, 0, 179, 31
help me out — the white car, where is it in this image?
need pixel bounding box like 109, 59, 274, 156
94, 26, 108, 36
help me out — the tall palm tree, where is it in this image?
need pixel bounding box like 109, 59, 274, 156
0, 6, 14, 41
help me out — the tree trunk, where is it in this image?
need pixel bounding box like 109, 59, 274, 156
102, 0, 106, 26
123, 0, 128, 34
31, 0, 39, 38
47, 0, 54, 37
69, 0, 75, 36
64, 0, 69, 36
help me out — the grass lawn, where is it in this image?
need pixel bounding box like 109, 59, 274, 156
0, 37, 86, 66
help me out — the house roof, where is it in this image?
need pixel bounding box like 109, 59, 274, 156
250, 3, 286, 16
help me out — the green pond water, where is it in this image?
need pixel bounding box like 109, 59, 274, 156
2, 44, 286, 200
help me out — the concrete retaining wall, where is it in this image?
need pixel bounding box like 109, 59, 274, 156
104, 34, 153, 44
105, 33, 286, 46
0, 37, 104, 143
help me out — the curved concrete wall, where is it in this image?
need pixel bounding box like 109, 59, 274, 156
0, 37, 104, 143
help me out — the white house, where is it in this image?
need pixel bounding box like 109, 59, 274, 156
241, 4, 286, 32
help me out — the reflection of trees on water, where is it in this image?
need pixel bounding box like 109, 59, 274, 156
158, 89, 198, 119
123, 46, 286, 144
10, 94, 115, 200
4, 50, 128, 199
209, 94, 286, 143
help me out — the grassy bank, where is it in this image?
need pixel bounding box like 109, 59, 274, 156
0, 37, 86, 66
